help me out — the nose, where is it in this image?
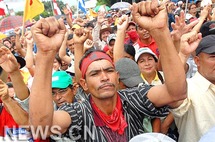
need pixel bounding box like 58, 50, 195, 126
100, 71, 109, 82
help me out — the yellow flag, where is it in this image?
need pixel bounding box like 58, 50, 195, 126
23, 0, 44, 22
89, 9, 97, 17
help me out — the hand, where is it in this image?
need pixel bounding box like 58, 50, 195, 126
117, 15, 129, 31
200, 5, 210, 20
0, 46, 19, 73
73, 28, 90, 45
83, 39, 94, 53
180, 31, 202, 56
0, 79, 9, 101
14, 27, 21, 35
25, 31, 34, 47
97, 11, 106, 25
31, 17, 66, 54
171, 11, 198, 41
19, 36, 26, 47
62, 6, 70, 15
131, 0, 168, 32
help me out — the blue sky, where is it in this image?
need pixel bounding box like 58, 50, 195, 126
3, 0, 78, 12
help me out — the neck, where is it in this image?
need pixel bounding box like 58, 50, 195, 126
142, 71, 156, 84
140, 36, 152, 45
91, 94, 118, 115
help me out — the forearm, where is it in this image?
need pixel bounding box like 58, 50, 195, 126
66, 15, 73, 28
25, 44, 34, 68
59, 41, 72, 64
162, 113, 174, 129
74, 44, 84, 83
92, 23, 102, 49
152, 28, 187, 100
2, 97, 29, 125
29, 53, 54, 127
114, 29, 125, 63
192, 16, 206, 33
9, 70, 29, 100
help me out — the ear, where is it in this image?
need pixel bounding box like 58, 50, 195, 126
116, 71, 120, 84
194, 55, 200, 68
79, 78, 88, 91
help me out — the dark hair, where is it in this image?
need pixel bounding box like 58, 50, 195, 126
55, 54, 62, 66
67, 34, 73, 40
3, 38, 11, 44
124, 44, 135, 58
189, 3, 196, 10
6, 82, 13, 88
84, 22, 94, 28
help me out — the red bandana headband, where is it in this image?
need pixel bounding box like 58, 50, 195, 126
80, 51, 113, 78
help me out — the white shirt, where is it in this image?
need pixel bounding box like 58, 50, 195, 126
170, 72, 215, 142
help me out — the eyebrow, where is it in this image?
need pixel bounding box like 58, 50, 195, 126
88, 66, 115, 75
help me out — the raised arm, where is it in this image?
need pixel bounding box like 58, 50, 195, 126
0, 46, 29, 100
58, 32, 72, 64
113, 15, 129, 63
14, 27, 26, 57
0, 79, 29, 125
171, 10, 198, 52
29, 17, 71, 134
132, 0, 187, 108
25, 31, 35, 77
73, 28, 91, 83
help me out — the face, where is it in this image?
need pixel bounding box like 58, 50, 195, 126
108, 40, 115, 54
10, 36, 15, 43
127, 24, 136, 32
195, 53, 215, 84
61, 61, 68, 71
52, 86, 75, 107
123, 51, 134, 60
101, 31, 110, 42
80, 60, 119, 100
3, 41, 11, 48
189, 4, 197, 15
137, 27, 150, 40
8, 88, 15, 98
53, 59, 61, 71
137, 53, 157, 75
67, 39, 74, 54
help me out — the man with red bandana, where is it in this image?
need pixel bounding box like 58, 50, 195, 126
29, 1, 187, 141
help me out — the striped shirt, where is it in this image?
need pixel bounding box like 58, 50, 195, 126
59, 83, 168, 141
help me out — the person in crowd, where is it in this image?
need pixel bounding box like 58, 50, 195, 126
171, 32, 215, 142
105, 33, 116, 60
134, 25, 159, 57
29, 1, 188, 141
92, 11, 112, 50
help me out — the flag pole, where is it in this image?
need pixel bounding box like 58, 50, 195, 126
50, 0, 55, 15
22, 0, 28, 37
77, 0, 79, 18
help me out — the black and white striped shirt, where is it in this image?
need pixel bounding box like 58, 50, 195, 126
59, 84, 169, 142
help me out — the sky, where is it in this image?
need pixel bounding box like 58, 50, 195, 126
3, 0, 78, 12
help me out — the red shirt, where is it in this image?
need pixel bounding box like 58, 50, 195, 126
137, 37, 159, 57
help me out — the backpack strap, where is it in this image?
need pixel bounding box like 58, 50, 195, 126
157, 71, 164, 84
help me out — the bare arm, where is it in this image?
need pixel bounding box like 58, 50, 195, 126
25, 31, 35, 77
113, 15, 129, 63
0, 46, 29, 100
14, 28, 26, 57
59, 32, 72, 64
29, 17, 70, 133
73, 28, 91, 83
0, 79, 29, 126
132, 0, 187, 108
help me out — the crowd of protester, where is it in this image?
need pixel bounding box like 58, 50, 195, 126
0, 0, 215, 141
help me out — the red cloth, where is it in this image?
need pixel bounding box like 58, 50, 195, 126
137, 37, 159, 57
80, 51, 114, 78
91, 95, 127, 135
0, 106, 19, 136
